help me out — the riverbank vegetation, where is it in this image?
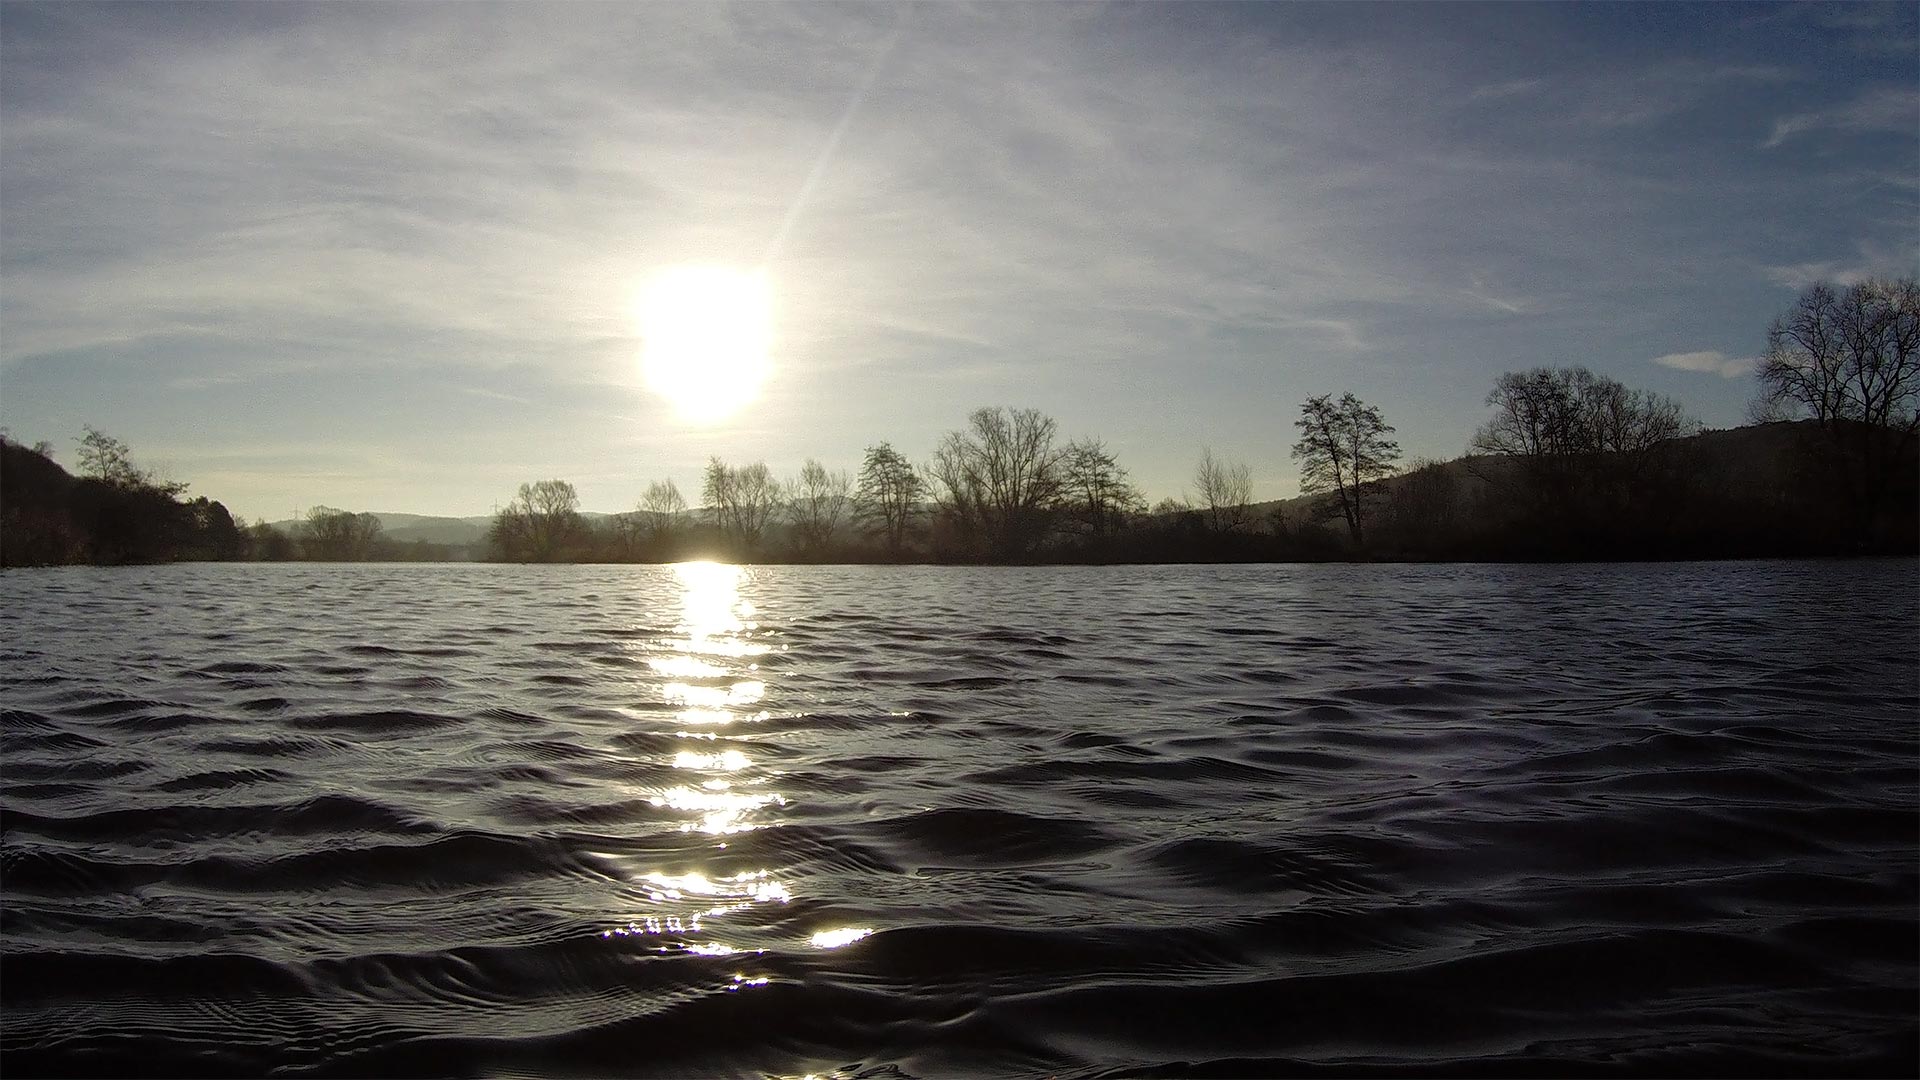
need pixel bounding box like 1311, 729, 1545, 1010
0, 435, 461, 566
5, 278, 1914, 567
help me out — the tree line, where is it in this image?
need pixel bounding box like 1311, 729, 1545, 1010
5, 277, 1912, 567
0, 429, 460, 566
479, 277, 1914, 562
1, 427, 249, 566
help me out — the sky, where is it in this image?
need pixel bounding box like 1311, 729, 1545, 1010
2, 1, 1915, 522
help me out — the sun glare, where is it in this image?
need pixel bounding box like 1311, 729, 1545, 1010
638, 266, 772, 423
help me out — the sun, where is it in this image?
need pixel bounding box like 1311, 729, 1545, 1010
637, 266, 772, 423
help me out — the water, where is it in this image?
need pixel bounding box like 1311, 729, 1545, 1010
2, 561, 1915, 1077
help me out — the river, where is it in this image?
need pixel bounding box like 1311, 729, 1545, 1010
2, 561, 1914, 1076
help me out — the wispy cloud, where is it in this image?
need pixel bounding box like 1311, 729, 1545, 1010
1743, 3, 1920, 59
1463, 78, 1545, 105
0, 2, 1912, 515
1763, 85, 1917, 148
2, 3, 1802, 388
1653, 350, 1759, 379
1462, 272, 1534, 316
1763, 239, 1917, 291
1570, 61, 1794, 130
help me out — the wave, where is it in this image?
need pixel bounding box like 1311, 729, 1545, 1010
1, 560, 1914, 1078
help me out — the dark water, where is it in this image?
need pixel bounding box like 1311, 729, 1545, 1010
2, 561, 1915, 1078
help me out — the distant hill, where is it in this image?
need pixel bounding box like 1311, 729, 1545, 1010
2, 436, 247, 566
1228, 419, 1913, 558
263, 511, 489, 546
263, 510, 622, 547
209, 419, 1912, 563
1231, 421, 1818, 522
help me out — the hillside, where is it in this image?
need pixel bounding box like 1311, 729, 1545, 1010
1239, 420, 1913, 559
1, 438, 247, 566
262, 511, 626, 547
9, 420, 1911, 566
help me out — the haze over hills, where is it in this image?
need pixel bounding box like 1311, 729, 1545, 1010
1249, 423, 1816, 525
263, 512, 490, 547
264, 511, 621, 547
235, 420, 1911, 561
6, 416, 1915, 567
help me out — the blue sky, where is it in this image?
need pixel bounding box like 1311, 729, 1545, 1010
2, 1, 1914, 521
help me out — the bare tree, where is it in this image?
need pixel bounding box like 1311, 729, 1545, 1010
854, 442, 924, 555
76, 426, 142, 486
702, 458, 734, 534
785, 458, 850, 554
303, 507, 383, 560
608, 511, 646, 559
249, 518, 296, 561
1061, 438, 1143, 537
1193, 446, 1253, 534
638, 478, 687, 544
927, 406, 1066, 558
736, 463, 780, 549
491, 479, 582, 561
1291, 393, 1400, 547
1759, 279, 1920, 427
74, 426, 181, 493
1475, 368, 1688, 463
703, 458, 778, 551
1472, 367, 1693, 526
1757, 278, 1920, 525
1380, 457, 1460, 547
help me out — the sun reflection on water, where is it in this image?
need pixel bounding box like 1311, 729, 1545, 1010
604, 562, 805, 983
607, 562, 882, 1006
808, 927, 874, 949
674, 748, 752, 771
663, 679, 767, 711
640, 869, 793, 906
673, 561, 768, 651
602, 868, 793, 953
649, 784, 788, 834
648, 654, 728, 679
644, 562, 782, 832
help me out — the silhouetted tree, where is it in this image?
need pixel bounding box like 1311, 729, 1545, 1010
1, 506, 85, 565
1472, 367, 1693, 542
1292, 393, 1400, 548
639, 478, 687, 545
249, 518, 296, 561
39, 427, 196, 561
1193, 447, 1253, 534
303, 507, 384, 560
1061, 438, 1143, 537
75, 426, 145, 487
702, 459, 734, 533
188, 497, 245, 560
1378, 458, 1461, 552
785, 458, 850, 555
703, 458, 778, 551
72, 425, 188, 497
1756, 277, 1920, 534
491, 480, 582, 561
1, 434, 87, 564
928, 407, 1065, 559
854, 442, 924, 556
1, 429, 58, 459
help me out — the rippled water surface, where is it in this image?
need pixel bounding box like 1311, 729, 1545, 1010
3, 561, 1916, 1077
